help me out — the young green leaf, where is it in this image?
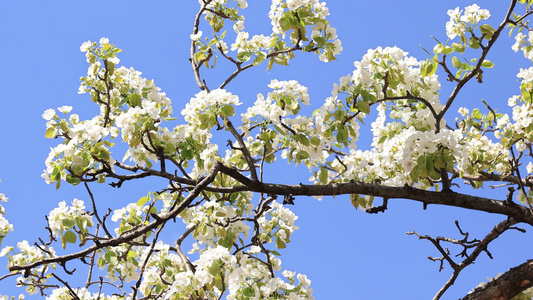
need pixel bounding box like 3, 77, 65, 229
356, 100, 370, 114
481, 60, 494, 68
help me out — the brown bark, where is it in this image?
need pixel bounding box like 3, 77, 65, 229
462, 260, 533, 300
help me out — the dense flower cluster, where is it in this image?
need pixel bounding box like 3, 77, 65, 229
1, 241, 56, 295
512, 31, 533, 61
6, 1, 533, 299
446, 4, 490, 40
0, 193, 12, 248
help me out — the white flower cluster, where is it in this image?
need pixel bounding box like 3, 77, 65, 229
44, 39, 177, 183
241, 79, 309, 129
137, 241, 187, 294
79, 38, 120, 65
231, 31, 273, 54
303, 45, 515, 189
41, 105, 118, 184
314, 46, 442, 168
225, 253, 314, 299
48, 199, 93, 238
269, 0, 327, 34
178, 89, 242, 176
180, 199, 251, 247
0, 193, 12, 245
240, 80, 329, 164
268, 0, 341, 62
517, 67, 533, 86
0, 241, 56, 295
446, 4, 490, 40
354, 46, 431, 94
493, 68, 533, 160
257, 201, 299, 246
111, 201, 151, 235
98, 244, 141, 283
512, 31, 533, 61
269, 79, 310, 106
45, 287, 119, 300
312, 23, 342, 63
182, 89, 241, 127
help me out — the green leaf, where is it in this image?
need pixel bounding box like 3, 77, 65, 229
433, 43, 444, 54
460, 62, 470, 70
296, 150, 309, 161
45, 127, 56, 139
442, 46, 453, 54
422, 60, 438, 77
294, 134, 310, 146
426, 156, 434, 174
252, 51, 266, 66
428, 169, 441, 180
280, 15, 290, 31
66, 174, 81, 185
107, 61, 115, 76
243, 287, 255, 298
336, 125, 348, 144
452, 56, 461, 69
62, 218, 75, 230
481, 60, 494, 68
260, 131, 270, 142
214, 274, 224, 290
129, 93, 141, 107
319, 167, 328, 183
410, 165, 420, 182
209, 260, 222, 276
267, 57, 275, 71
451, 43, 465, 53
302, 42, 315, 52
469, 37, 480, 49
350, 194, 360, 210
333, 109, 344, 121
360, 89, 376, 103
356, 100, 370, 114
219, 104, 235, 117
137, 196, 149, 207
76, 217, 89, 232
480, 24, 494, 40
62, 231, 77, 248
313, 36, 327, 47
276, 238, 286, 249
237, 52, 251, 62
105, 251, 117, 264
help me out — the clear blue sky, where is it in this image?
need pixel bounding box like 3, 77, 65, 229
0, 1, 531, 299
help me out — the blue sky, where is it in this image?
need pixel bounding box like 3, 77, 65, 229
0, 1, 531, 299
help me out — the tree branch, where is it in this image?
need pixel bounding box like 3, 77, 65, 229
9, 161, 223, 273
462, 260, 533, 300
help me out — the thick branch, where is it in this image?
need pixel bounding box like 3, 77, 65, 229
215, 164, 533, 226
110, 161, 533, 226
462, 260, 533, 300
